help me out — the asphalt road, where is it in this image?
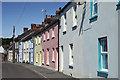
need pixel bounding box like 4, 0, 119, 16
2, 62, 45, 78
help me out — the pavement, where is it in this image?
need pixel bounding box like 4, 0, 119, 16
2, 62, 75, 80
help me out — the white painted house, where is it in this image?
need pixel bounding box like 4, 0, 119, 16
59, 1, 120, 78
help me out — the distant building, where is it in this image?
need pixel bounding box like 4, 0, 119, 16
16, 28, 33, 63
0, 46, 5, 62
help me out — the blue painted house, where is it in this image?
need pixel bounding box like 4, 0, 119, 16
18, 41, 23, 63
29, 39, 34, 64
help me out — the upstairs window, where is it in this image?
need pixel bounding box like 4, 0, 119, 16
51, 28, 55, 39
63, 13, 67, 32
43, 32, 46, 42
35, 39, 37, 46
90, 0, 98, 21
47, 30, 50, 40
94, 2, 98, 15
73, 5, 77, 27
38, 36, 41, 45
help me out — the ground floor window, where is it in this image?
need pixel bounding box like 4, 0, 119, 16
46, 49, 49, 65
98, 37, 108, 74
69, 43, 73, 69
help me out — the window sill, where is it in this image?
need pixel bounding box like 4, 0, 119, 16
72, 25, 77, 31
52, 60, 55, 63
69, 64, 73, 69
51, 36, 55, 39
47, 38, 50, 41
46, 63, 49, 66
42, 62, 44, 65
116, 2, 120, 6
63, 31, 66, 35
97, 70, 108, 75
43, 40, 45, 42
89, 15, 98, 20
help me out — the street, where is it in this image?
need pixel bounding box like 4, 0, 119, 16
2, 62, 44, 78
2, 62, 73, 79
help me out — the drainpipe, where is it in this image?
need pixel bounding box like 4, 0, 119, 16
58, 19, 60, 72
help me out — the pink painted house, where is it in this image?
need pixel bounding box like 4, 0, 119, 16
42, 19, 59, 71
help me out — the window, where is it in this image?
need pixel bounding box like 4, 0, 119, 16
46, 49, 49, 65
63, 13, 67, 32
94, 3, 98, 15
36, 52, 38, 63
51, 28, 55, 39
38, 36, 41, 45
73, 5, 77, 27
35, 38, 37, 46
42, 49, 44, 64
43, 32, 46, 42
52, 48, 55, 62
69, 44, 73, 69
47, 30, 50, 40
98, 37, 108, 74
90, 0, 98, 19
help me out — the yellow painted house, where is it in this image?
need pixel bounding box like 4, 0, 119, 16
34, 36, 42, 66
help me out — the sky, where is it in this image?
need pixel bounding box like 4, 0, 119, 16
2, 2, 67, 38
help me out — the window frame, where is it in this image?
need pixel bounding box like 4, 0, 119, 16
46, 49, 49, 65
63, 13, 67, 32
51, 28, 55, 39
42, 49, 44, 64
47, 30, 50, 40
98, 37, 108, 75
69, 44, 73, 67
73, 5, 77, 27
52, 48, 55, 62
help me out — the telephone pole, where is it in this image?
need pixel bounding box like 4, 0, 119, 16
13, 26, 15, 63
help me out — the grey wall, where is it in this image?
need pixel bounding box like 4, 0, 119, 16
118, 4, 120, 80
59, 2, 118, 78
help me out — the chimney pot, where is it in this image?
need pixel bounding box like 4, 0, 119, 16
59, 7, 61, 11
42, 22, 44, 25
23, 28, 28, 32
51, 15, 53, 18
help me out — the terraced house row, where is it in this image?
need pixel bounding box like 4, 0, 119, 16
7, 1, 120, 78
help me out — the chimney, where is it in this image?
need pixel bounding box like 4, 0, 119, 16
56, 7, 61, 15
51, 15, 54, 21
42, 22, 44, 25
59, 7, 61, 11
48, 15, 51, 18
45, 15, 48, 24
41, 22, 45, 27
23, 28, 28, 32
31, 24, 36, 31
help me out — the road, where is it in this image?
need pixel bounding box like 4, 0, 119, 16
2, 62, 45, 78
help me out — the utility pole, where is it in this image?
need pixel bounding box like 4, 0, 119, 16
13, 26, 15, 63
